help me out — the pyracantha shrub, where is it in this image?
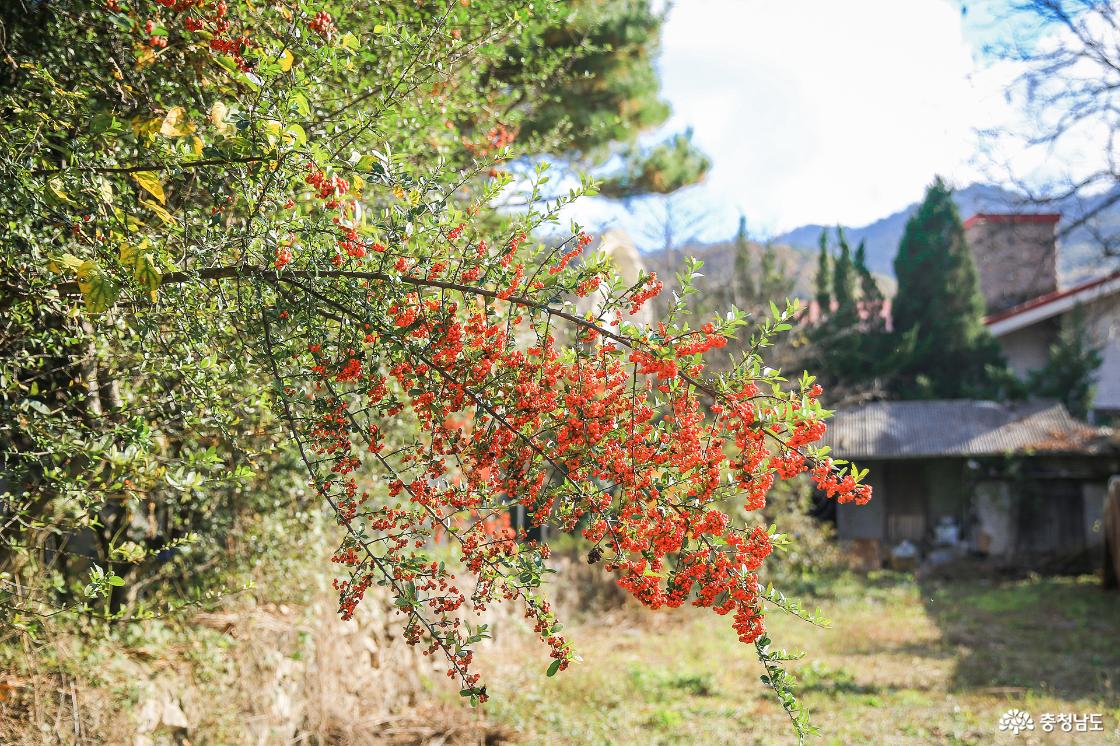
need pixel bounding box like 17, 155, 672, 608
1, 0, 869, 736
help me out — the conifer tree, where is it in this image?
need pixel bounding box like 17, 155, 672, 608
854, 239, 884, 329
815, 229, 831, 314
832, 227, 858, 324
731, 214, 756, 309
757, 241, 793, 307
891, 177, 1006, 398
807, 227, 898, 396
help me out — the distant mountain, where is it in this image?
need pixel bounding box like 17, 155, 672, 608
642, 239, 827, 300
636, 183, 1120, 302
771, 183, 1120, 285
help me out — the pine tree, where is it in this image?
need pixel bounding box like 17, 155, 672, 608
815, 229, 831, 315
507, 1, 711, 199
891, 177, 1007, 398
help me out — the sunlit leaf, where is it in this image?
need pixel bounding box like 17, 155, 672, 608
159, 106, 195, 137
286, 123, 307, 146
47, 178, 75, 204
96, 177, 114, 205
75, 260, 119, 312
209, 101, 230, 133
131, 171, 165, 204
140, 198, 177, 225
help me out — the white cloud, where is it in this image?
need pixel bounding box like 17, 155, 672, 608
568, 0, 1002, 245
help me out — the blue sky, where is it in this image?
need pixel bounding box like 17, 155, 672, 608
566, 0, 1058, 249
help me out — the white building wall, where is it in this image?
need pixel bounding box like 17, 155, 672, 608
990, 288, 1120, 418
997, 322, 1057, 380
1088, 292, 1120, 414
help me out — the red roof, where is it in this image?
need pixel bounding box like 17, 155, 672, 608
963, 212, 1061, 229
985, 269, 1120, 325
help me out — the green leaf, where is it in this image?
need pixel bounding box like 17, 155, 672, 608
23, 399, 51, 415
133, 253, 162, 300
48, 178, 76, 205
286, 123, 307, 146
290, 91, 310, 117
546, 658, 562, 677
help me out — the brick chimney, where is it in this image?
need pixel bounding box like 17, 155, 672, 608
963, 213, 1060, 313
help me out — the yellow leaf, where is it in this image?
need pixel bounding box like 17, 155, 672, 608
120, 241, 162, 301
134, 253, 162, 298
140, 198, 177, 226
279, 49, 295, 72
131, 171, 165, 204
160, 106, 195, 138
374, 24, 387, 34
48, 178, 75, 204
96, 177, 114, 205
190, 136, 204, 157
135, 46, 156, 67
48, 253, 84, 274
209, 101, 230, 133
75, 260, 119, 313
131, 115, 162, 138
119, 242, 138, 267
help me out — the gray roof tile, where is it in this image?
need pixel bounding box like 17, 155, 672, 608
822, 400, 1112, 459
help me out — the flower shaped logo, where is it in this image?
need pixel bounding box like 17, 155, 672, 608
999, 709, 1035, 735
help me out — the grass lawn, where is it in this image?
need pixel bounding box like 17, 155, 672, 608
473, 571, 1120, 745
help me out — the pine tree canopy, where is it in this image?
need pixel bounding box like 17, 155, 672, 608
598, 128, 712, 198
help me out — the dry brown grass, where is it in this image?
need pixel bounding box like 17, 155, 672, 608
472, 570, 1120, 745
0, 586, 516, 745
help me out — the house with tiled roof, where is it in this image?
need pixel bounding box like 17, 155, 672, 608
824, 213, 1120, 570
825, 399, 1118, 570
965, 213, 1120, 422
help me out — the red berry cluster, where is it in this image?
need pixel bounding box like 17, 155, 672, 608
308, 11, 336, 40
463, 123, 517, 158
268, 213, 870, 694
